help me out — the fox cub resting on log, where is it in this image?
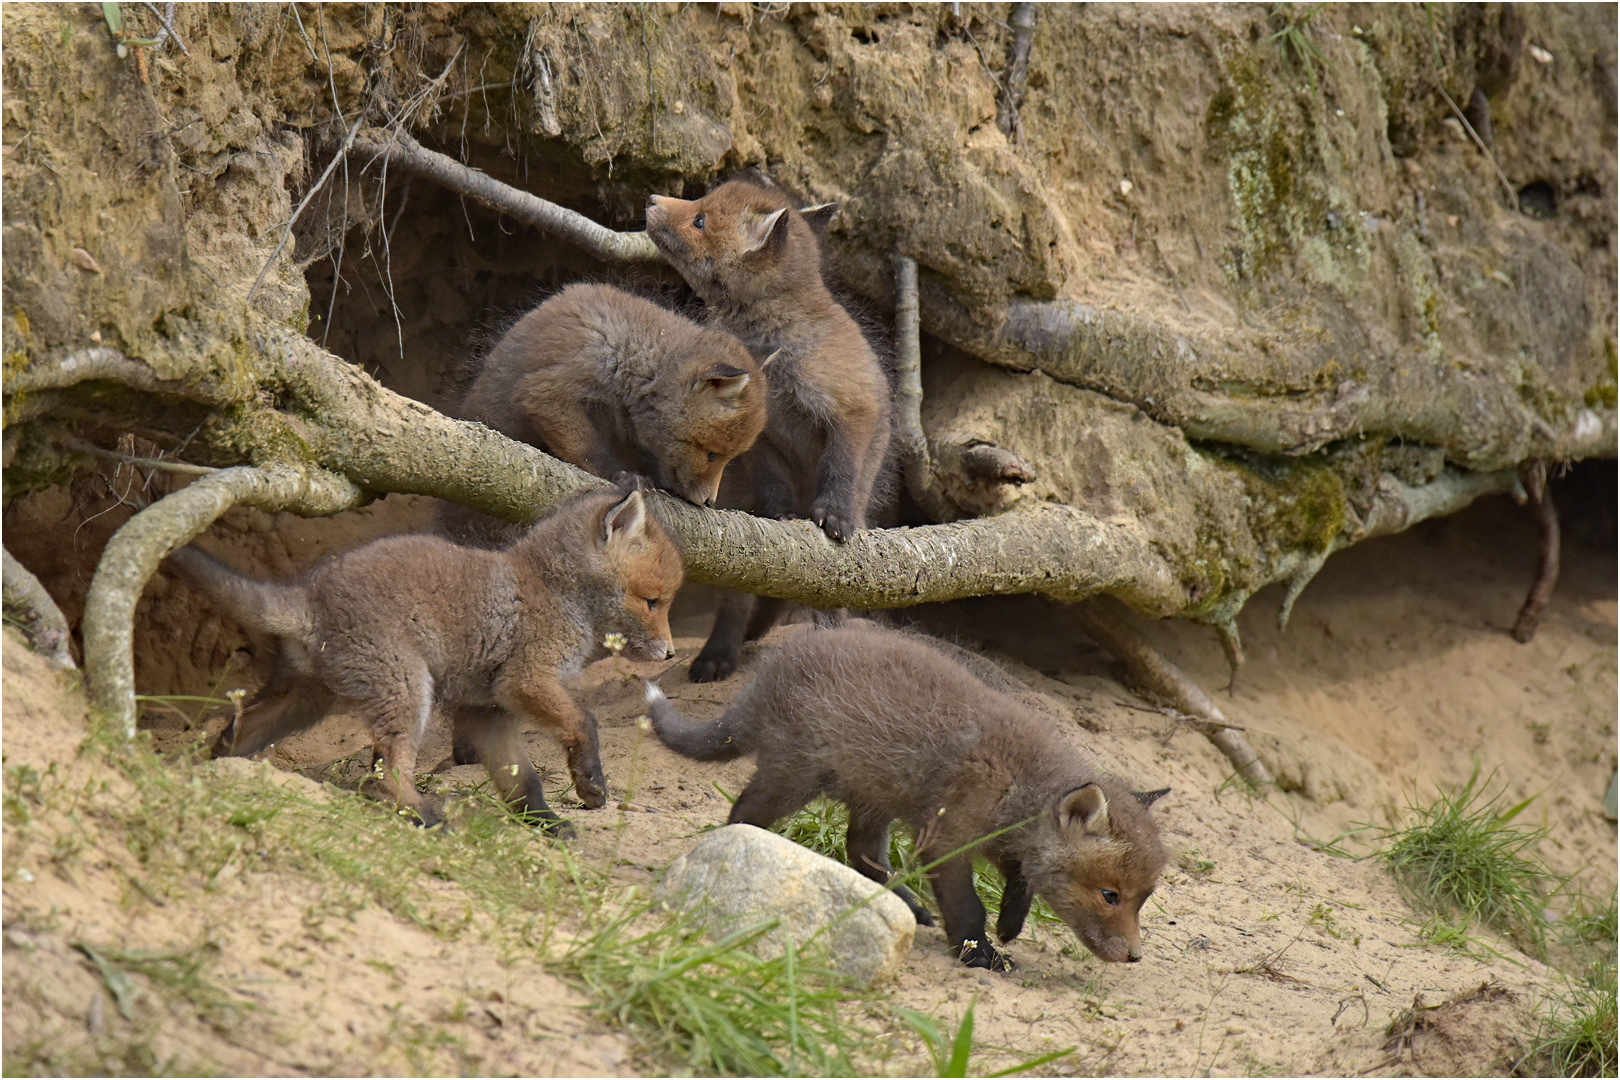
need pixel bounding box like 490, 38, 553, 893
646, 625, 1169, 969
445, 283, 768, 545
169, 489, 683, 835
459, 284, 767, 506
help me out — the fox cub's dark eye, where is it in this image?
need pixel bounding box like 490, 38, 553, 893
693, 213, 705, 230
1101, 889, 1120, 906
707, 451, 720, 462
645, 597, 658, 612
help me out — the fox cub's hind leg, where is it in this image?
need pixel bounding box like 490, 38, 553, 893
451, 705, 572, 836
845, 805, 935, 927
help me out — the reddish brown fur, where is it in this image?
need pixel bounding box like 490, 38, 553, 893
455, 284, 766, 519
646, 181, 894, 680
167, 490, 683, 834
645, 626, 1168, 968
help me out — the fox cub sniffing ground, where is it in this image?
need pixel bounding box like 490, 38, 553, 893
445, 284, 768, 545
167, 489, 683, 835
645, 625, 1169, 969
646, 181, 894, 681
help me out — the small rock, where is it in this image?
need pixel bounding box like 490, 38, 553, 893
654, 824, 916, 986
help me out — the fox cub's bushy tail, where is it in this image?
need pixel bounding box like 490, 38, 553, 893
643, 683, 746, 761
166, 546, 314, 641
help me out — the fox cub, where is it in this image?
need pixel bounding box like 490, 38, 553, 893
647, 181, 894, 680
446, 284, 768, 544
645, 625, 1169, 969
168, 489, 683, 835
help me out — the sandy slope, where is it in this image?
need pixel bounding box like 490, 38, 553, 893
3, 490, 1613, 1076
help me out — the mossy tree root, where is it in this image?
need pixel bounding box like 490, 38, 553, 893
82, 463, 363, 738
2, 548, 76, 670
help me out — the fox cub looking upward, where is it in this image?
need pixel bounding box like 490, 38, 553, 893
647, 182, 894, 681
167, 489, 683, 835
646, 183, 891, 539
458, 283, 767, 507
645, 625, 1169, 970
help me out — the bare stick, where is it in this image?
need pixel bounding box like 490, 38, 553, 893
1075, 597, 1274, 789
1511, 460, 1559, 643
892, 255, 956, 521
82, 464, 364, 738
1438, 86, 1519, 213
3, 548, 76, 670
356, 130, 663, 264
140, 1, 188, 54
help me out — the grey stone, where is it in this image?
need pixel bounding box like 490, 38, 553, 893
653, 824, 916, 986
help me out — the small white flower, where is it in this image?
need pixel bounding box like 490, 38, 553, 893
602, 632, 627, 655
635, 714, 653, 733
15, 869, 34, 883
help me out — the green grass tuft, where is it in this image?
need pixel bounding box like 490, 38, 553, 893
553, 902, 871, 1077
1520, 962, 1618, 1078
1381, 765, 1559, 955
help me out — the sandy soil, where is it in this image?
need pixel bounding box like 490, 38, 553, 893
3, 489, 1614, 1076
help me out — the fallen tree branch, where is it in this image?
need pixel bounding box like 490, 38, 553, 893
1074, 597, 1275, 790
354, 130, 663, 264
83, 463, 365, 738
1511, 460, 1559, 644
2, 548, 76, 670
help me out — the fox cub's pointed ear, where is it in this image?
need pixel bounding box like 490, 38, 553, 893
1133, 787, 1171, 808
699, 364, 752, 401
740, 207, 789, 254
603, 489, 649, 548
1057, 784, 1110, 835
798, 201, 837, 232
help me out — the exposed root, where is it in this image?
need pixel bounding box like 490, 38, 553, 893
1075, 598, 1275, 790
1214, 617, 1244, 696
82, 464, 364, 739
2, 548, 76, 670
1511, 460, 1560, 644
1277, 551, 1327, 632
892, 255, 957, 522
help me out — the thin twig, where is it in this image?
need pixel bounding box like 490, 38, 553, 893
140, 1, 188, 54
246, 110, 368, 307
1438, 86, 1519, 212
61, 436, 219, 476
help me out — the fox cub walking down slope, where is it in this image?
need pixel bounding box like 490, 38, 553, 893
446, 284, 768, 544
647, 182, 894, 682
169, 489, 683, 835
645, 625, 1169, 970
